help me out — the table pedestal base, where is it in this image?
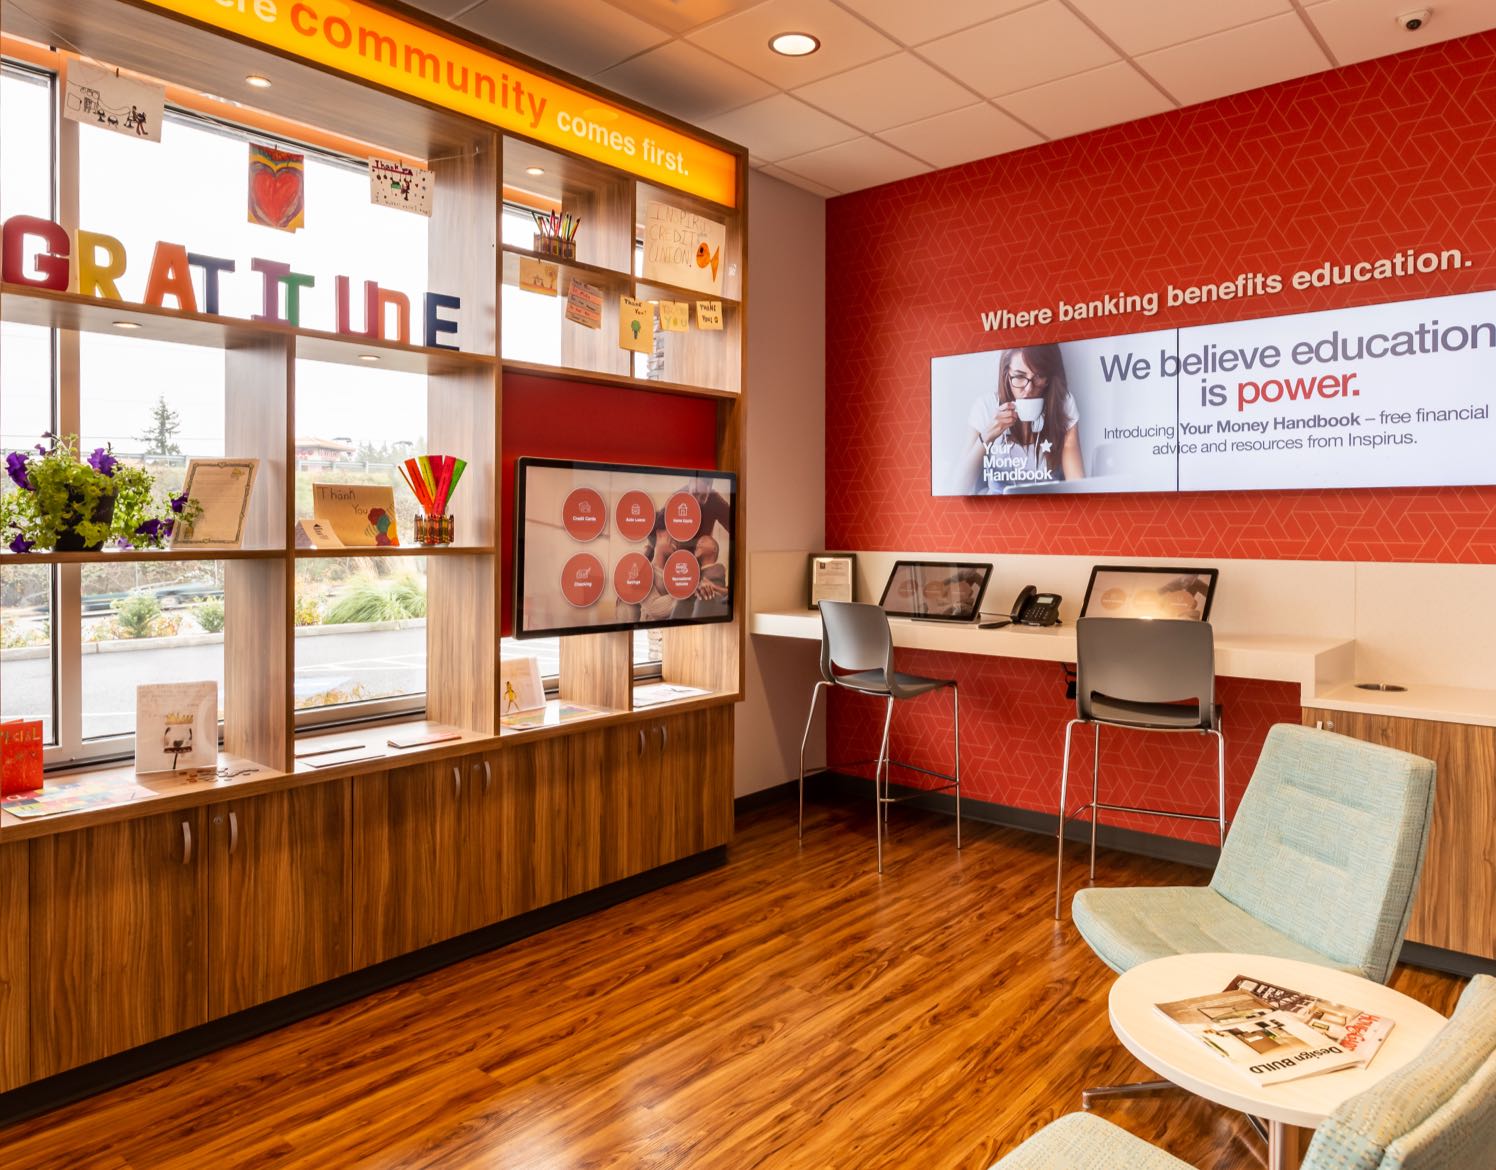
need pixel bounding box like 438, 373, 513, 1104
1269, 1120, 1311, 1170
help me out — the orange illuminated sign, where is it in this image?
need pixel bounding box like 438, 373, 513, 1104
136, 0, 739, 207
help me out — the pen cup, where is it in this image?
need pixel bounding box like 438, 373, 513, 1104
414, 513, 455, 546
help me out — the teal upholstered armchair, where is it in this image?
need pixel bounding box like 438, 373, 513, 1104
1072, 723, 1437, 985
987, 974, 1496, 1170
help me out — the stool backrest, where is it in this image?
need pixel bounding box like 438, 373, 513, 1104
1075, 617, 1214, 727
818, 601, 894, 683
1304, 975, 1496, 1170
1211, 724, 1436, 984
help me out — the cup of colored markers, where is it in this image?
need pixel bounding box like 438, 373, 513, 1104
532, 210, 579, 261
399, 455, 466, 547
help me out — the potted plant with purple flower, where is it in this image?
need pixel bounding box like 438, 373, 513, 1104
1, 434, 201, 553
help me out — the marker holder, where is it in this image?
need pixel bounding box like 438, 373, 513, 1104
533, 233, 576, 261
414, 513, 455, 546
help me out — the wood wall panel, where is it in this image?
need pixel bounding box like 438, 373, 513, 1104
28, 810, 208, 1080
1303, 708, 1496, 959
0, 841, 28, 1092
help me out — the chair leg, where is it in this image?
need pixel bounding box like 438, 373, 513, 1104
1081, 1080, 1177, 1109
1212, 727, 1227, 849
952, 683, 962, 852
1055, 719, 1080, 919
875, 695, 894, 874
797, 681, 828, 842
1089, 723, 1101, 880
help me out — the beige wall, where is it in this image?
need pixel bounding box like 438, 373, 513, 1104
735, 171, 826, 797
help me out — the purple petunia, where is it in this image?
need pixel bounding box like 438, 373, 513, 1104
88, 447, 119, 477
6, 451, 32, 491
134, 518, 165, 541
8, 531, 34, 554
170, 492, 190, 514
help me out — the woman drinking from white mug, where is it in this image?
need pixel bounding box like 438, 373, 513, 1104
951, 343, 1084, 494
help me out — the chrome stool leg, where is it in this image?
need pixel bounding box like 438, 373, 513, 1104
1055, 718, 1079, 918
875, 695, 894, 874
797, 681, 828, 842
1213, 726, 1227, 849
952, 683, 962, 851
1089, 723, 1101, 880
1081, 1080, 1175, 1109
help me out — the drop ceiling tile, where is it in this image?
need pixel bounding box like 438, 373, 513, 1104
454, 0, 670, 77
1304, 0, 1496, 66
920, 2, 1119, 98
1065, 0, 1292, 55
686, 0, 901, 87
593, 40, 776, 122
701, 94, 860, 162
998, 61, 1172, 140
759, 162, 839, 198
1137, 12, 1331, 106
601, 0, 768, 35
775, 136, 931, 193
792, 53, 975, 133
848, 0, 1039, 46
401, 0, 485, 18
879, 102, 1042, 169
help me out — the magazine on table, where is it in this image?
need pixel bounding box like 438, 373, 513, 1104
1155, 977, 1389, 1088
1223, 974, 1394, 1070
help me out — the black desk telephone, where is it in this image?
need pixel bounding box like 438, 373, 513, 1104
979, 585, 1063, 629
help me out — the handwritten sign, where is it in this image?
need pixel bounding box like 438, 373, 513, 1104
696, 300, 723, 331
658, 300, 690, 332
519, 257, 558, 296
369, 157, 433, 216
643, 201, 726, 296
63, 59, 163, 142
566, 280, 602, 329
619, 296, 654, 353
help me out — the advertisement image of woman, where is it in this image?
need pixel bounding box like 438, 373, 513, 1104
951, 344, 1084, 494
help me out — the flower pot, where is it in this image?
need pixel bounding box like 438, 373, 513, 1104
55, 489, 117, 552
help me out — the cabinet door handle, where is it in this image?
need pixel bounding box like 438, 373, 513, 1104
638, 729, 646, 756
229, 810, 239, 856
657, 723, 668, 752
452, 765, 463, 798
181, 820, 193, 866
481, 759, 492, 794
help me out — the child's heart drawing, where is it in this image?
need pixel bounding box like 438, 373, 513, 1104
248, 145, 305, 232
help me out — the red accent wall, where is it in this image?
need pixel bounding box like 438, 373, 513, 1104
822, 33, 1496, 840
501, 373, 718, 637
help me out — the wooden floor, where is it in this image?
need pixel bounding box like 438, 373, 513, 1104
4, 796, 1464, 1170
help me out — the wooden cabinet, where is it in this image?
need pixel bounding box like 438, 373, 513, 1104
208, 782, 351, 1018
492, 738, 570, 916
28, 809, 208, 1080
1303, 708, 1496, 959
0, 842, 28, 1093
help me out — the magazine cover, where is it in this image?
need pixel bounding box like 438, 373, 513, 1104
1225, 974, 1394, 1069
1155, 988, 1361, 1087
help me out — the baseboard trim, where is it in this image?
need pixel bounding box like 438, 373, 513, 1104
812, 770, 1223, 870
0, 846, 727, 1128
734, 779, 797, 816
1400, 941, 1496, 978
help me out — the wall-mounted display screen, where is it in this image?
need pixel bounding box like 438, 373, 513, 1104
931, 288, 1496, 497
878, 560, 992, 622
1080, 566, 1219, 621
514, 457, 736, 639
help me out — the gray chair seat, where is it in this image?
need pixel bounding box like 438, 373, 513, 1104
1089, 695, 1222, 730
1072, 885, 1363, 977
834, 669, 953, 698
986, 1112, 1192, 1170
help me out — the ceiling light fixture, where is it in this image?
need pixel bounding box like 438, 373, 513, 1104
245, 74, 272, 89
112, 321, 141, 330
525, 166, 545, 176
358, 354, 381, 363
769, 32, 820, 57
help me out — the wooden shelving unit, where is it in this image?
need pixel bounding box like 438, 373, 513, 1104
0, 0, 746, 1096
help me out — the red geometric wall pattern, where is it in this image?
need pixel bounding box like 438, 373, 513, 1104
822, 33, 1496, 839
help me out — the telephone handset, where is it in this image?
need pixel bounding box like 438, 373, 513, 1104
979, 585, 1063, 629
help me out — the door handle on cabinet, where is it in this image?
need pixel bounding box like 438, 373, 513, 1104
481, 759, 492, 793
229, 810, 239, 856
638, 728, 646, 757
181, 820, 193, 866
452, 765, 463, 798
657, 723, 668, 752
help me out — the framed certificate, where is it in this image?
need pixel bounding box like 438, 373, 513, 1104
171, 459, 258, 548
808, 553, 856, 609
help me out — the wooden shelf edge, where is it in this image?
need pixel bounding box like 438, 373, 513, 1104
501, 245, 631, 286
633, 277, 740, 310
292, 545, 495, 558
500, 359, 739, 401
1, 547, 287, 565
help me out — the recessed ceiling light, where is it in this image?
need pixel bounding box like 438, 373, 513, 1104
525, 166, 545, 176
112, 320, 141, 330
245, 74, 272, 89
769, 32, 820, 57
358, 354, 380, 363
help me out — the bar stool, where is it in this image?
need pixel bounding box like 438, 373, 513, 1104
798, 600, 961, 873
1054, 616, 1225, 917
